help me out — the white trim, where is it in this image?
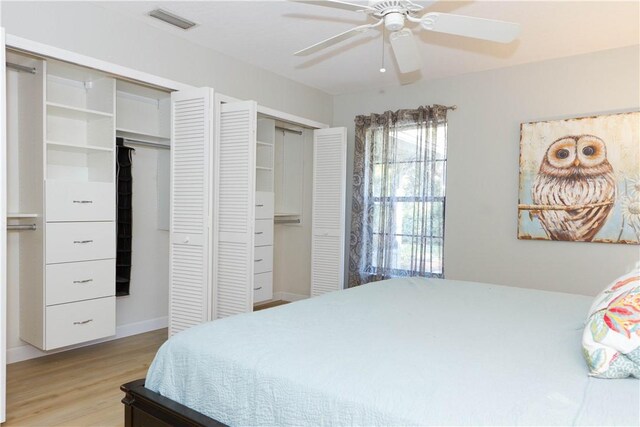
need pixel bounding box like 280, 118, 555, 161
0, 26, 8, 424
272, 292, 309, 303
217, 92, 329, 130
258, 104, 329, 130
5, 34, 193, 92
6, 316, 168, 364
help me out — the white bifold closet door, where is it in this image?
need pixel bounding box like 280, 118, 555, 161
1, 27, 7, 424
311, 127, 347, 296
169, 88, 213, 336
212, 101, 257, 319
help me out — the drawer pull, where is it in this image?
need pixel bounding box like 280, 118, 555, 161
254, 286, 262, 291
255, 204, 264, 207
255, 258, 263, 262
255, 232, 263, 235
73, 240, 94, 244
73, 319, 94, 325
72, 200, 93, 204
73, 279, 93, 284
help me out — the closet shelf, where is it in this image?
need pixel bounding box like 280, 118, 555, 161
7, 213, 39, 218
116, 128, 170, 145
274, 212, 301, 217
47, 141, 114, 153
46, 102, 113, 120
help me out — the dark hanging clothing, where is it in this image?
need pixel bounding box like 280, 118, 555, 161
116, 138, 134, 296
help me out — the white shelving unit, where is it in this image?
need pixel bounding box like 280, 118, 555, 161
253, 118, 276, 304
18, 57, 117, 351
256, 140, 274, 193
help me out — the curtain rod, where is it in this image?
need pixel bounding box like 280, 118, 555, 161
6, 62, 37, 74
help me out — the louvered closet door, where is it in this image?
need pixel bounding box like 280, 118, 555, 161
311, 127, 347, 296
169, 88, 213, 336
213, 101, 256, 318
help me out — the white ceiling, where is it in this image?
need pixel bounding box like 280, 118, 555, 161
97, 1, 640, 95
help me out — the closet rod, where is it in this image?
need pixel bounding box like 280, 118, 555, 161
275, 126, 303, 136
275, 219, 301, 225
123, 138, 170, 150
7, 224, 37, 231
6, 62, 36, 74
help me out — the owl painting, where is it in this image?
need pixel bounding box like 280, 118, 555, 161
531, 135, 616, 241
518, 112, 640, 245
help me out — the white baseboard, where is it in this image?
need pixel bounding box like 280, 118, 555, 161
273, 291, 308, 302
7, 316, 168, 364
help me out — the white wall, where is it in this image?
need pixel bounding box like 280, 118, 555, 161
333, 46, 640, 297
116, 145, 169, 327
0, 1, 332, 125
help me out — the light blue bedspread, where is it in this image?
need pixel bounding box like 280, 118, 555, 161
146, 278, 640, 426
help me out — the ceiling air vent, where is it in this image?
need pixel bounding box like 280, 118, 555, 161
148, 8, 197, 30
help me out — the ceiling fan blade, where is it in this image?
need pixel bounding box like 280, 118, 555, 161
289, 0, 376, 13
420, 12, 520, 43
389, 29, 421, 74
294, 20, 383, 56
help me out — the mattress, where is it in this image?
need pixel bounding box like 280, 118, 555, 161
146, 277, 640, 426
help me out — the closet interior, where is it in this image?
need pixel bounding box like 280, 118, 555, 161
6, 50, 171, 351
253, 116, 312, 305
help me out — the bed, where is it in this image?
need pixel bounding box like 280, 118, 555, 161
121, 277, 640, 426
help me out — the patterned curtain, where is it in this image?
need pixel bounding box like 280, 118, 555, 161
348, 106, 448, 288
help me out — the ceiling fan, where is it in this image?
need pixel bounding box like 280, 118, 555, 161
291, 0, 521, 74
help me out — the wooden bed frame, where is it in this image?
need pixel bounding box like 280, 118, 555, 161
121, 379, 226, 427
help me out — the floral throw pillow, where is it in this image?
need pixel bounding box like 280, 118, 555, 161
582, 270, 640, 378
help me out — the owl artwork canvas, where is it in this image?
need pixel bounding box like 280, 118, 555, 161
518, 112, 640, 244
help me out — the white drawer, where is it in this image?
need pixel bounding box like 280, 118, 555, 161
46, 259, 115, 306
45, 296, 115, 350
255, 191, 274, 220
46, 181, 115, 222
46, 222, 115, 264
254, 245, 273, 274
254, 219, 273, 246
253, 272, 273, 304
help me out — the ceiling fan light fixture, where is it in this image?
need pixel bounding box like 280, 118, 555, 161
384, 12, 405, 31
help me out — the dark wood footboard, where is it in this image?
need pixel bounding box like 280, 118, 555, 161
121, 379, 226, 427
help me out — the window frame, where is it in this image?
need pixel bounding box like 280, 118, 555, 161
367, 122, 447, 279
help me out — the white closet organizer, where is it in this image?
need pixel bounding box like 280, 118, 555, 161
255, 118, 275, 304
11, 56, 117, 350
169, 89, 347, 336
7, 51, 172, 351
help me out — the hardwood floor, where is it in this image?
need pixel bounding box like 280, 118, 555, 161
254, 300, 289, 311
5, 329, 167, 427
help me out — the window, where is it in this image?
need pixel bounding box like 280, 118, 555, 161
349, 107, 448, 287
